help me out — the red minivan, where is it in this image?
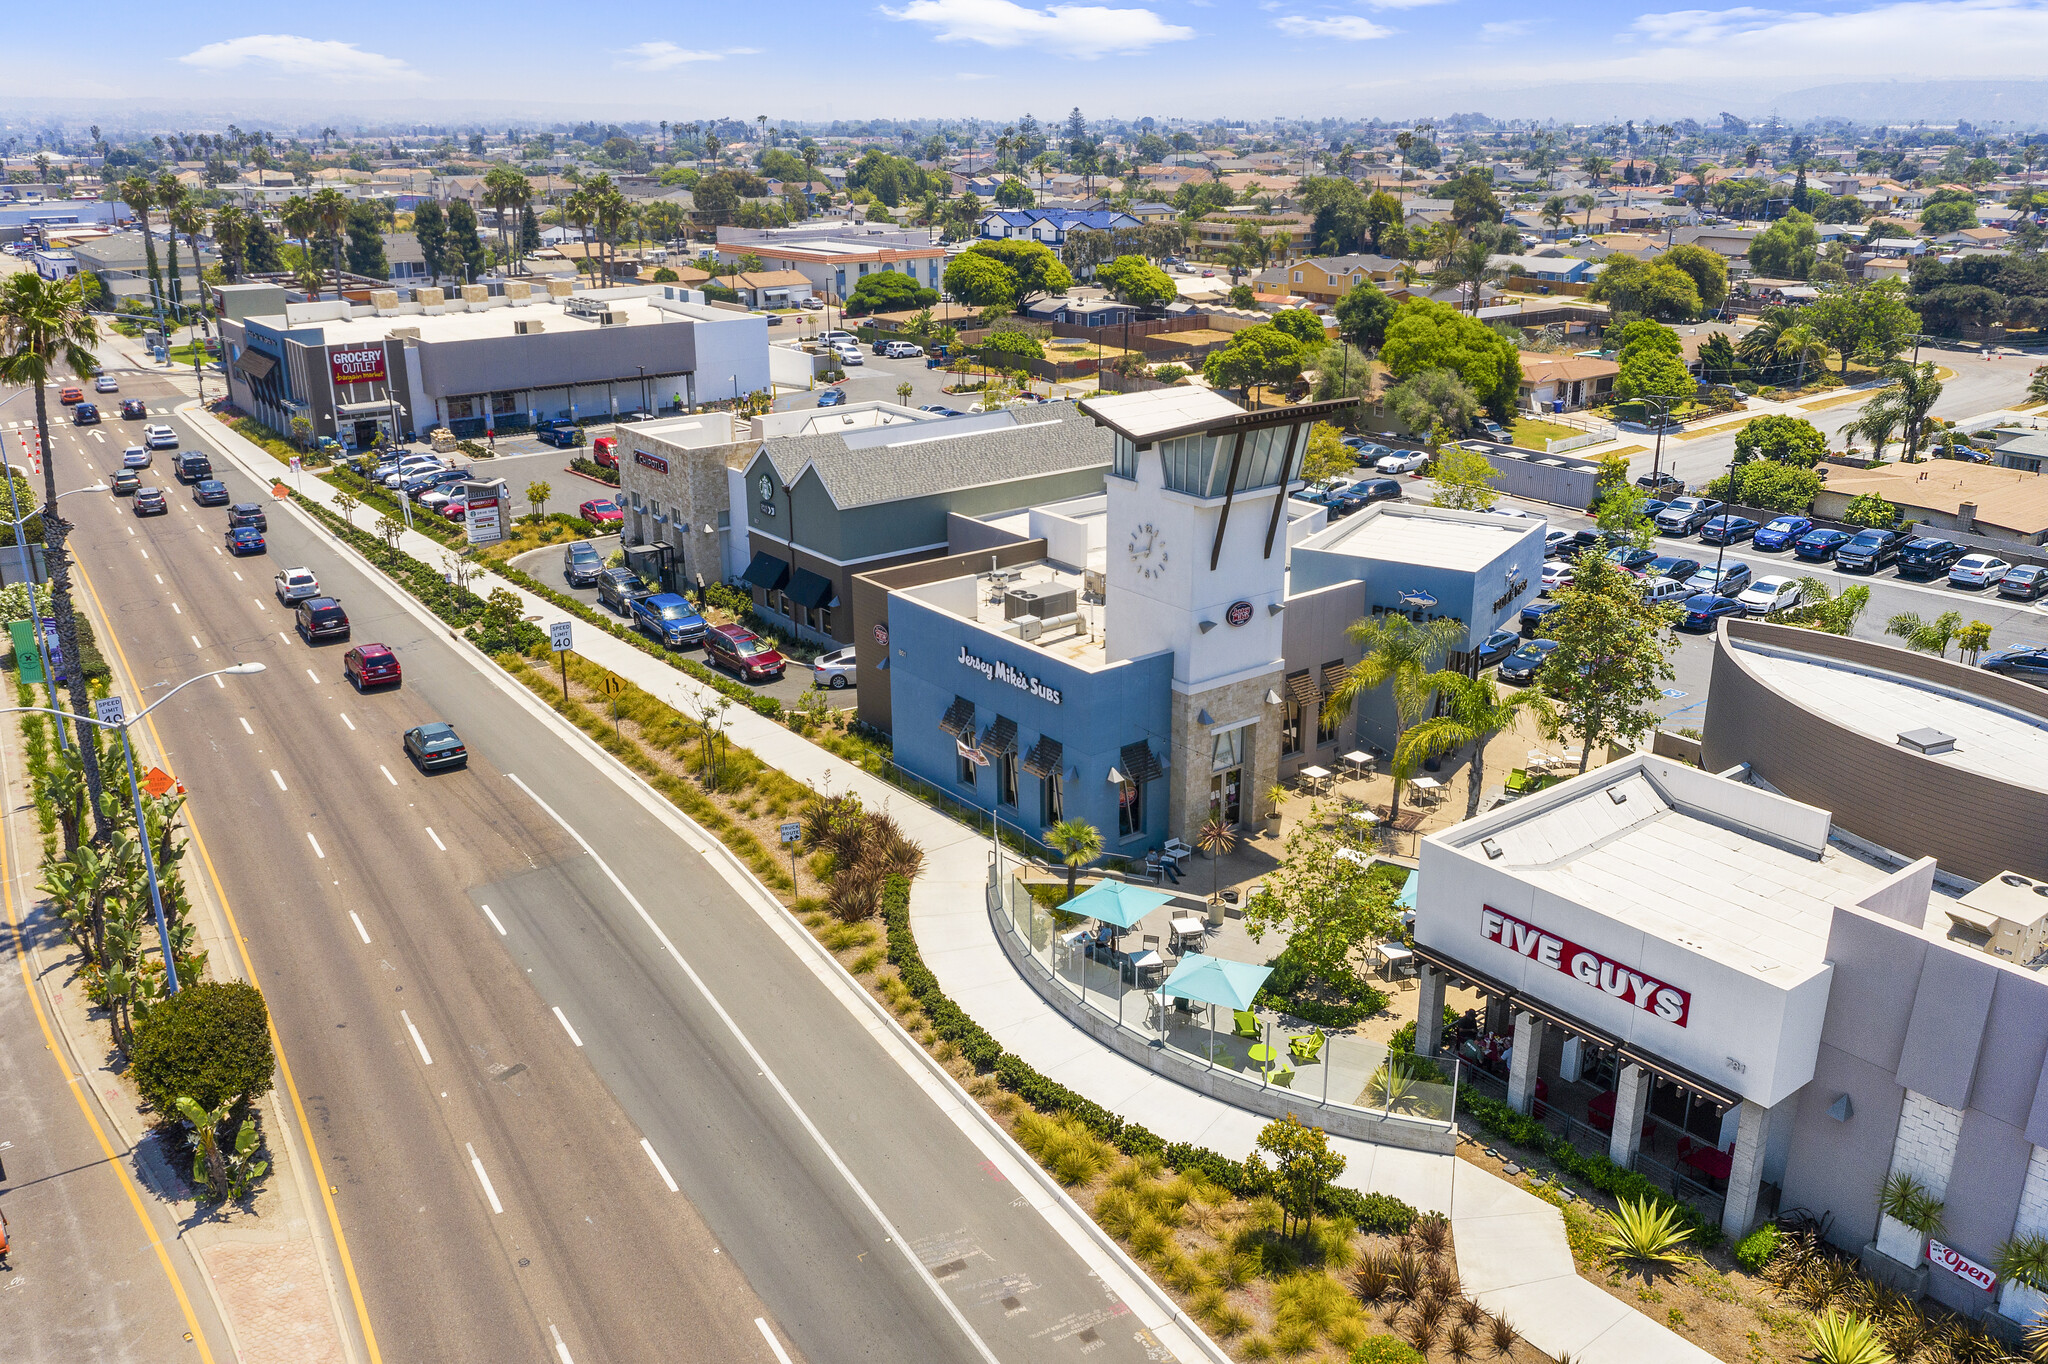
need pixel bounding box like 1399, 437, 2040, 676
592, 436, 618, 470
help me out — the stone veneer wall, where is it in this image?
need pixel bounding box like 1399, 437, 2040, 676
1166, 672, 1282, 845
1877, 1089, 1966, 1263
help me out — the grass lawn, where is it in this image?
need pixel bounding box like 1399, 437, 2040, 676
1509, 416, 1579, 447
163, 343, 219, 367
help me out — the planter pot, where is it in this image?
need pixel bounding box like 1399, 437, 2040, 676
1999, 1279, 2048, 1330
1878, 1213, 1928, 1266
1265, 813, 1282, 837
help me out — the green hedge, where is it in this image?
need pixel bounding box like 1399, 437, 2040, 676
290, 493, 492, 632
878, 876, 1418, 1236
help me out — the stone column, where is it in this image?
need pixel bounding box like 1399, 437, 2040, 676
1721, 1099, 1772, 1239
1506, 1010, 1543, 1115
1609, 1063, 1652, 1169
1414, 965, 1446, 1058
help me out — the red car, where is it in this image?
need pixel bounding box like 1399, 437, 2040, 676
592, 436, 618, 470
343, 643, 402, 689
439, 499, 467, 521
579, 498, 623, 526
704, 624, 786, 681
59, 386, 83, 405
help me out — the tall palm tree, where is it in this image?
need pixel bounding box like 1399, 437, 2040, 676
0, 273, 113, 843
1397, 672, 1555, 821
211, 206, 249, 284
118, 175, 162, 319
1031, 152, 1052, 207
801, 144, 821, 200
154, 173, 188, 316
166, 193, 208, 334
1046, 819, 1103, 900
1321, 614, 1466, 824
310, 188, 350, 298
1774, 322, 1828, 390
1436, 234, 1502, 314
281, 193, 318, 276
1859, 361, 1945, 460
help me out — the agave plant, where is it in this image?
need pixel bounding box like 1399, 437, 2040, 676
1595, 1196, 1695, 1268
1996, 1233, 2048, 1293
1805, 1310, 1895, 1364
1877, 1173, 1945, 1236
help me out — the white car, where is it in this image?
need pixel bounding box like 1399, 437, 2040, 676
1950, 554, 2011, 588
142, 424, 179, 450
274, 567, 320, 603
95, 375, 119, 393
1736, 575, 1803, 615
812, 647, 858, 690
384, 456, 443, 488
1642, 577, 1692, 607
1376, 449, 1429, 474
881, 341, 924, 359
831, 346, 865, 367
799, 297, 824, 311
817, 330, 858, 346
1543, 529, 1573, 556
1540, 561, 1576, 594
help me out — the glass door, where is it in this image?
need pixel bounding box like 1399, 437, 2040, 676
1209, 768, 1242, 826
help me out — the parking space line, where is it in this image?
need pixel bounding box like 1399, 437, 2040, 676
401, 1010, 433, 1065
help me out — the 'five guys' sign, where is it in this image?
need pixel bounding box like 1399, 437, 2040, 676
1480, 906, 1692, 1027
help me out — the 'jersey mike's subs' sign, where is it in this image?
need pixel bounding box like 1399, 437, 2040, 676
1481, 906, 1692, 1027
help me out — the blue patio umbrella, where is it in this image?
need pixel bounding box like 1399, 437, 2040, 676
1064, 878, 1175, 930
1160, 953, 1272, 1011
1397, 870, 1419, 911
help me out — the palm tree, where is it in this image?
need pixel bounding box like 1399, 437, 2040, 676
1321, 614, 1466, 824
1886, 609, 1964, 657
281, 193, 318, 276
1046, 819, 1103, 900
118, 175, 162, 319
211, 206, 249, 284
0, 272, 114, 843
1774, 322, 1829, 391
1576, 193, 1598, 234
801, 144, 821, 200
1436, 234, 1501, 314
1540, 197, 1569, 236
1397, 673, 1557, 821
1859, 361, 1945, 461
1195, 815, 1237, 904
1031, 153, 1052, 207
310, 188, 350, 298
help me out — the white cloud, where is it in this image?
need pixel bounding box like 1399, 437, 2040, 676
1629, 6, 1803, 43
617, 41, 728, 69
1480, 18, 1532, 36
881, 0, 1196, 56
177, 35, 416, 82
1358, 0, 1453, 7
1274, 13, 1394, 37
1619, 0, 2048, 78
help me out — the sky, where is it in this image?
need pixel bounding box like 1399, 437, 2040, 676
7, 0, 2048, 125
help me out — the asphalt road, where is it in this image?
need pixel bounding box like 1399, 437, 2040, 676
28, 373, 1176, 1364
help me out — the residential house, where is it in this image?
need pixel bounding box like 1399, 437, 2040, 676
1275, 254, 1403, 304
1489, 253, 1595, 284
714, 223, 946, 305
1860, 257, 1914, 283
1811, 462, 2048, 545
1517, 352, 1618, 412
977, 209, 1141, 245
1993, 433, 2048, 474
1936, 226, 2013, 250
1188, 213, 1309, 258
725, 270, 815, 309
1024, 295, 1142, 327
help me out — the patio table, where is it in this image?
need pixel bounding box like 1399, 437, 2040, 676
1246, 1043, 1278, 1067
1378, 942, 1415, 981
1299, 765, 1333, 795
1409, 775, 1444, 804
1342, 750, 1375, 779
1683, 1144, 1734, 1183
1121, 948, 1163, 985
1169, 912, 1206, 948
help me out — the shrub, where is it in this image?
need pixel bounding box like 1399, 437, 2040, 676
1597, 1195, 1696, 1267
129, 979, 275, 1118
1349, 1337, 1426, 1364
1734, 1222, 1782, 1273
1806, 1310, 1893, 1364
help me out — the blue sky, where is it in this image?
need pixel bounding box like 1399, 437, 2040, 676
9, 1, 2048, 123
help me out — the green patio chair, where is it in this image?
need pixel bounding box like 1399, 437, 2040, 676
1232, 1009, 1260, 1039
1505, 768, 1533, 794
1289, 1030, 1325, 1065
1270, 1067, 1295, 1088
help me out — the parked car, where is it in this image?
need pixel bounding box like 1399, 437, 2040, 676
1998, 565, 2048, 601
295, 597, 350, 643
1551, 529, 1609, 560
1604, 545, 1658, 574
1698, 515, 1759, 546
1497, 638, 1560, 683
402, 722, 468, 772
1980, 644, 2048, 685
1353, 478, 1403, 505
343, 643, 402, 689
1752, 516, 1814, 552
817, 388, 847, 407
1519, 599, 1563, 636
1897, 537, 1967, 578
228, 503, 267, 533
1645, 554, 1701, 584
813, 647, 858, 689
1950, 554, 2012, 589
1539, 561, 1576, 594
142, 424, 179, 450
832, 347, 865, 367
132, 486, 167, 515
579, 499, 623, 527
192, 478, 229, 506
1635, 470, 1684, 494
563, 541, 605, 587
1470, 418, 1508, 442
225, 525, 265, 555
383, 456, 442, 488
704, 623, 786, 681
628, 592, 707, 648
881, 341, 924, 359
1684, 561, 1752, 596
1737, 575, 1804, 615
596, 567, 653, 614
275, 567, 320, 603
1476, 628, 1521, 668
1794, 528, 1852, 562
120, 398, 147, 420
111, 470, 141, 495
1654, 497, 1723, 536
94, 375, 119, 393
175, 451, 212, 482
1642, 577, 1692, 608
1833, 527, 1906, 573
1639, 499, 1671, 523
1678, 594, 1745, 631
121, 446, 150, 469
536, 424, 583, 449
1376, 449, 1429, 474
72, 401, 100, 425
591, 436, 618, 468
1542, 529, 1574, 557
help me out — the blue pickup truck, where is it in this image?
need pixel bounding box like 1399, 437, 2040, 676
628, 593, 707, 648
535, 422, 583, 449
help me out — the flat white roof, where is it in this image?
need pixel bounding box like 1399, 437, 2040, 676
252, 293, 724, 346
1301, 502, 1534, 574
1734, 639, 2048, 795
1080, 387, 1244, 441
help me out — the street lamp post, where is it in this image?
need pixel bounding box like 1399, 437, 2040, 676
2, 662, 265, 994
0, 418, 111, 751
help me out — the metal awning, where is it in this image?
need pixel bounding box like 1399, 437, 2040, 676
234, 349, 276, 380
335, 398, 397, 415
978, 715, 1018, 756
1286, 671, 1320, 706
1321, 662, 1354, 694
1120, 740, 1164, 785
740, 551, 790, 592
1021, 734, 1063, 779
939, 696, 976, 739
786, 567, 836, 610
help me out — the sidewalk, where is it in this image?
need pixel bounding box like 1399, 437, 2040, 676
188, 403, 1718, 1364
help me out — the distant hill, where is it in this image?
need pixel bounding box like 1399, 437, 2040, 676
1768, 80, 2048, 124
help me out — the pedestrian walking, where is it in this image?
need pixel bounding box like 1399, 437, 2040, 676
0, 1205, 12, 1267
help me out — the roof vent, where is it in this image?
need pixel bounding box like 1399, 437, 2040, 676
2004, 874, 2034, 888
1607, 786, 1628, 805
1897, 727, 1956, 755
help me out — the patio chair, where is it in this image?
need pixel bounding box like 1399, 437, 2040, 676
1269, 1067, 1295, 1088
1232, 1009, 1260, 1039
1289, 1030, 1326, 1065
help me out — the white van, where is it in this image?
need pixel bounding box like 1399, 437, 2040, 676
1641, 577, 1692, 608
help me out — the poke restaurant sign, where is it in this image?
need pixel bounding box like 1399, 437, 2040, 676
329, 346, 387, 386
1481, 907, 1693, 1027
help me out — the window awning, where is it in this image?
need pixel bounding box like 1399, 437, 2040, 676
1021, 734, 1063, 779
1286, 671, 1320, 706
939, 696, 976, 739
978, 715, 1018, 757
1321, 662, 1354, 695
740, 551, 790, 592
1120, 740, 1164, 785
234, 349, 276, 380
786, 566, 836, 610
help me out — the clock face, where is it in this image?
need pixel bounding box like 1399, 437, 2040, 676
1127, 522, 1168, 579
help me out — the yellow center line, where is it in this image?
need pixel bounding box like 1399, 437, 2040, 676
1, 723, 218, 1363
74, 559, 384, 1364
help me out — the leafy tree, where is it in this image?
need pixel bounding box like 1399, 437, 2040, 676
942, 240, 1071, 313
1241, 817, 1399, 997
1536, 554, 1676, 772
1595, 481, 1657, 550
1804, 280, 1919, 377
1309, 343, 1374, 402
1661, 244, 1729, 313
1956, 620, 1994, 664
1333, 280, 1395, 349
992, 176, 1031, 209
1696, 332, 1744, 386
941, 251, 1016, 311
1094, 254, 1175, 308
1400, 672, 1555, 820
982, 329, 1045, 362
1270, 308, 1326, 346
1202, 324, 1304, 398
1613, 319, 1694, 401
1226, 284, 1257, 309
525, 480, 551, 519
1445, 167, 1503, 228
443, 199, 488, 280
1706, 459, 1824, 513
1747, 210, 1819, 279
1296, 422, 1353, 485
1917, 199, 1978, 236
344, 199, 387, 278
1591, 257, 1703, 321
1428, 441, 1499, 511
1385, 368, 1480, 444
1841, 492, 1900, 529
845, 269, 937, 316
411, 197, 448, 283
129, 979, 275, 1120
1247, 1114, 1346, 1243
1379, 300, 1521, 419
1733, 414, 1826, 466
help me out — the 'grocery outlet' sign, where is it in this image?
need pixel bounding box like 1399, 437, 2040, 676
1481, 907, 1692, 1027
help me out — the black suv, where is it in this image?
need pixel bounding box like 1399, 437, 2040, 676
228, 502, 268, 533
1897, 537, 1966, 578
295, 597, 350, 643
1834, 527, 1907, 573
175, 451, 213, 483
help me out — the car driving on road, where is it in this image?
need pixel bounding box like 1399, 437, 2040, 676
275, 567, 320, 603
120, 398, 147, 420
121, 446, 151, 469
344, 643, 402, 689
112, 470, 141, 495
142, 424, 179, 450
226, 525, 265, 555
597, 567, 653, 614
812, 647, 857, 689
403, 722, 468, 771
72, 401, 100, 425
295, 597, 350, 643
228, 503, 267, 533
563, 541, 605, 587
192, 478, 229, 506
132, 486, 167, 516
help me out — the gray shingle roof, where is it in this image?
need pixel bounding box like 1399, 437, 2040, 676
762, 401, 1110, 510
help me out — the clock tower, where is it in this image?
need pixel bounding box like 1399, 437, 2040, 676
1082, 389, 1345, 841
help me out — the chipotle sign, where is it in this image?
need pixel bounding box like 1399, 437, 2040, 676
1480, 907, 1692, 1027
328, 346, 386, 385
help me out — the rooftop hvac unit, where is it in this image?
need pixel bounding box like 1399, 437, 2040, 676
1004, 583, 1078, 621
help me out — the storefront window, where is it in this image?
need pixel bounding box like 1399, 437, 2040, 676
998, 751, 1018, 807
1281, 699, 1303, 757
1211, 726, 1244, 770
1043, 772, 1063, 826
957, 748, 978, 788
1117, 778, 1143, 839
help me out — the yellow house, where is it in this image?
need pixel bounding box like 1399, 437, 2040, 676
1282, 254, 1403, 304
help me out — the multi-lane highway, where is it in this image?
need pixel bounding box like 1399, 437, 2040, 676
16, 366, 1185, 1364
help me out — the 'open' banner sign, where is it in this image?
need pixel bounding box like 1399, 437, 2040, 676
1928, 1239, 1998, 1293
1480, 907, 1692, 1027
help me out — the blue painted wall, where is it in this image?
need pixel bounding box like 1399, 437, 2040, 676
887, 591, 1174, 851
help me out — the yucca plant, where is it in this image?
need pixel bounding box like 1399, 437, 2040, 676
1596, 1195, 1696, 1268
1805, 1310, 1895, 1364
1878, 1173, 1945, 1235
1996, 1233, 2048, 1292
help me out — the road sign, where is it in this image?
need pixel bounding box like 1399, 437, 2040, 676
780, 822, 802, 845
601, 675, 621, 696
141, 767, 179, 798
271, 481, 290, 500
95, 695, 125, 725
549, 621, 573, 653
